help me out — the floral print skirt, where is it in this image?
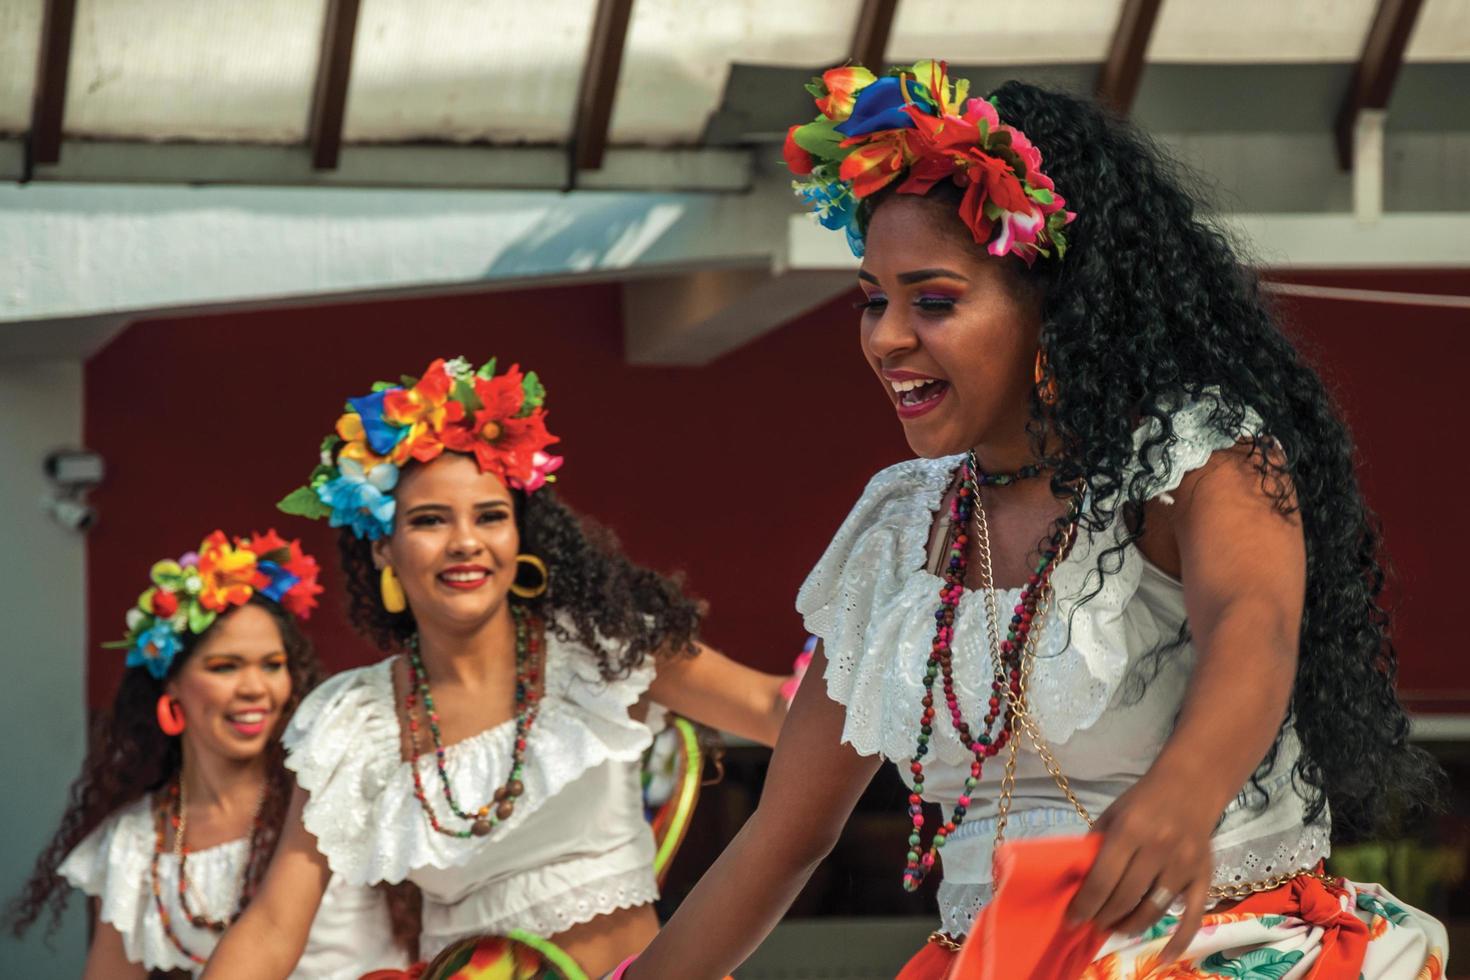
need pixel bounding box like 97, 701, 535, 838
899, 878, 1447, 980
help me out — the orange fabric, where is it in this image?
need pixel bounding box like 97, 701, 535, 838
916, 835, 1368, 980
1231, 872, 1368, 979
951, 835, 1109, 980
896, 940, 958, 980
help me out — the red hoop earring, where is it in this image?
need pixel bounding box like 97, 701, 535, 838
156, 695, 185, 736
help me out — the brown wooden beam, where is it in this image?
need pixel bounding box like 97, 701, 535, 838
850, 0, 899, 70
572, 0, 636, 173
1095, 0, 1163, 115
308, 0, 361, 172
29, 0, 78, 167
1335, 0, 1425, 170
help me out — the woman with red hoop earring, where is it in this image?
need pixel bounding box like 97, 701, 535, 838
4, 529, 414, 978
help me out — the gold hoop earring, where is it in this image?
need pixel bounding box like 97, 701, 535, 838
380, 566, 407, 613
1034, 348, 1059, 407
510, 554, 549, 599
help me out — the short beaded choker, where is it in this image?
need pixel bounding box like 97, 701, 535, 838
405, 604, 544, 839
149, 779, 263, 965
968, 458, 1048, 487
902, 453, 1080, 892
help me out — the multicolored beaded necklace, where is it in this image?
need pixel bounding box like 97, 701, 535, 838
405, 604, 544, 839
149, 778, 263, 965
902, 452, 1081, 892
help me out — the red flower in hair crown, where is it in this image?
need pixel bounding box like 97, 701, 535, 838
278, 357, 563, 540
785, 60, 1074, 264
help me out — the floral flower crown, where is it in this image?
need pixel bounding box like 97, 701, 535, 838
784, 59, 1074, 264
106, 530, 323, 680
278, 356, 563, 541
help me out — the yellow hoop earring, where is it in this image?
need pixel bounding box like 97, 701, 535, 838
380, 566, 407, 613
510, 554, 549, 599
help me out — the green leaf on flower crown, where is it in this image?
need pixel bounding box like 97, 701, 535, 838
1027, 186, 1055, 205
476, 357, 499, 380
793, 118, 847, 160
150, 565, 186, 594
451, 378, 483, 415
399, 374, 420, 388
517, 371, 546, 417
369, 382, 394, 394
307, 463, 335, 487
320, 433, 341, 455
187, 603, 217, 635
277, 486, 333, 520
139, 587, 158, 613
804, 78, 827, 99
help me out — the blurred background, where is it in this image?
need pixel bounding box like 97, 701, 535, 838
1, 0, 1466, 976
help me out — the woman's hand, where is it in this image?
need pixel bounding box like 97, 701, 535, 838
1065, 763, 1221, 964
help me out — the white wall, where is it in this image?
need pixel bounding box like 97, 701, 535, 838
0, 360, 87, 975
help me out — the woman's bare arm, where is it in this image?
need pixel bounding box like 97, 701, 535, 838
201, 784, 331, 979
81, 918, 146, 980
647, 642, 789, 747
628, 645, 881, 978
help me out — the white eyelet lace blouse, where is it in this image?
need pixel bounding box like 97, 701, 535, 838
797, 393, 1330, 939
58, 796, 407, 977
282, 623, 665, 960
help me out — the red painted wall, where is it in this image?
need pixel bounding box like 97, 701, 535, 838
84, 271, 1467, 710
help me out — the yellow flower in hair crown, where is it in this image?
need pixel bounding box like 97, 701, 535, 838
278, 357, 563, 540
105, 530, 323, 680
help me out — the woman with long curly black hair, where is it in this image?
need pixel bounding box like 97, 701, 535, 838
617, 64, 1447, 979
203, 357, 791, 979
5, 530, 412, 978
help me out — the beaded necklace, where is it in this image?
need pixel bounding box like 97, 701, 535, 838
405, 604, 543, 838
149, 779, 263, 965
902, 455, 1080, 891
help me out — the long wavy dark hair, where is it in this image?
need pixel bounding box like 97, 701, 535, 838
6, 596, 322, 944
340, 472, 704, 674
866, 81, 1439, 842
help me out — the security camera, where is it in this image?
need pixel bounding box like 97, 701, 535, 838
44, 495, 97, 532
45, 450, 105, 489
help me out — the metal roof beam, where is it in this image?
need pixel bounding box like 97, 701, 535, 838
1096, 0, 1164, 115
308, 0, 362, 172
850, 0, 899, 70
28, 0, 78, 169
1335, 0, 1425, 170
572, 0, 636, 173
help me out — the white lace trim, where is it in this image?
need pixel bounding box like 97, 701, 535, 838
283, 622, 658, 887
937, 819, 1331, 939
419, 863, 660, 960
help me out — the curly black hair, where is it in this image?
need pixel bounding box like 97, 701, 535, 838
864, 81, 1440, 843
6, 596, 320, 940
339, 480, 704, 678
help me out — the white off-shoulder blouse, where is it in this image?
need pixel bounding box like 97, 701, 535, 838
283, 622, 665, 959
59, 796, 407, 977
798, 393, 1330, 938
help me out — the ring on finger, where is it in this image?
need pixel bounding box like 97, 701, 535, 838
1147, 886, 1177, 911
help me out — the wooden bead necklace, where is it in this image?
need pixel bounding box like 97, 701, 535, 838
405, 604, 544, 839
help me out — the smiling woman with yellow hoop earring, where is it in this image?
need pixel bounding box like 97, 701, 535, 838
203, 356, 797, 980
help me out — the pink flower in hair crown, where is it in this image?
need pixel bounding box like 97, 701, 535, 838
785, 59, 1074, 264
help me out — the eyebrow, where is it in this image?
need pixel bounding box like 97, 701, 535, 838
401, 500, 510, 517
857, 268, 971, 285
